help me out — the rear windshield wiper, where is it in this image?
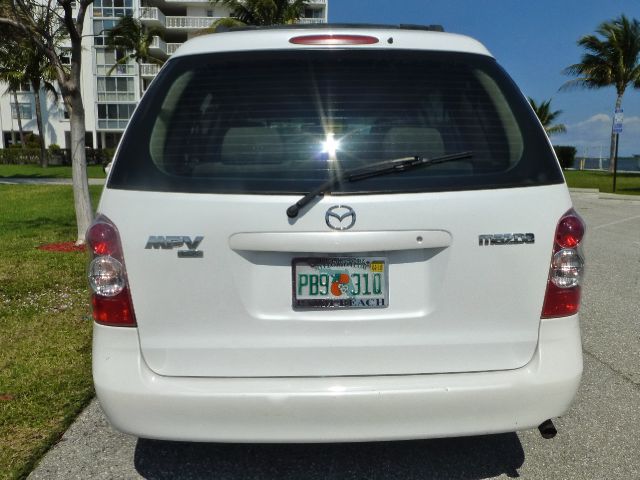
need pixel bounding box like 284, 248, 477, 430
286, 151, 473, 218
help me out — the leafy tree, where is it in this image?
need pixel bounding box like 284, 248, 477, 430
1, 0, 95, 243
563, 15, 640, 172
106, 16, 164, 94
528, 98, 566, 135
209, 0, 308, 31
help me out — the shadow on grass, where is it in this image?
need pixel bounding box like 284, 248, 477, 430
134, 434, 524, 479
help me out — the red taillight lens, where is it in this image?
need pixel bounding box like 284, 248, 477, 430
86, 219, 122, 257
86, 215, 136, 327
556, 212, 585, 248
541, 209, 586, 319
289, 34, 379, 45
541, 283, 581, 318
92, 289, 136, 326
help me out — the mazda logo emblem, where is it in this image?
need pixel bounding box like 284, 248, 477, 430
326, 205, 356, 230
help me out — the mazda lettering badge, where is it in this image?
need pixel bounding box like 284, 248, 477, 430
326, 205, 356, 230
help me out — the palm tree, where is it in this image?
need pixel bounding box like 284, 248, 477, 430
0, 53, 27, 149
106, 16, 164, 94
563, 15, 640, 172
1, 32, 60, 164
528, 98, 566, 135
209, 0, 308, 32
27, 55, 59, 167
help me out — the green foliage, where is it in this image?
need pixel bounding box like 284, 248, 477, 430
0, 148, 41, 165
0, 185, 102, 480
529, 98, 566, 135
23, 133, 41, 149
554, 145, 577, 169
210, 0, 308, 32
563, 15, 640, 95
106, 16, 164, 73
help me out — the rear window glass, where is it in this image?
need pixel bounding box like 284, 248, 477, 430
109, 50, 563, 193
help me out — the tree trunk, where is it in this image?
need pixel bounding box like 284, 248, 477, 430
33, 84, 48, 167
68, 91, 93, 244
12, 90, 25, 148
608, 93, 624, 173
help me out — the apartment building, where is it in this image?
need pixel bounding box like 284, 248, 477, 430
0, 0, 328, 150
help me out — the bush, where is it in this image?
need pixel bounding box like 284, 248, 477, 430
24, 133, 42, 149
0, 148, 41, 165
554, 145, 577, 169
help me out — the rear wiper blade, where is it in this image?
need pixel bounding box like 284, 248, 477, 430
286, 151, 473, 218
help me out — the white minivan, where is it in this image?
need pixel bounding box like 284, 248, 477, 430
88, 25, 585, 442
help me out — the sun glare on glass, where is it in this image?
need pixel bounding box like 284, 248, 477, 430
321, 133, 340, 159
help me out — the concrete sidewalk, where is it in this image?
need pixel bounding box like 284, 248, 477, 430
0, 178, 105, 185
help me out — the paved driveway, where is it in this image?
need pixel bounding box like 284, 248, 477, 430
29, 191, 640, 480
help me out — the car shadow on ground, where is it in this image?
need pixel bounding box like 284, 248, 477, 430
134, 433, 524, 479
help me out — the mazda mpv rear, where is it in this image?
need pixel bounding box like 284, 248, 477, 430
89, 25, 585, 442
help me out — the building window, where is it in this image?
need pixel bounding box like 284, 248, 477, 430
97, 103, 136, 129
95, 48, 134, 75
93, 0, 133, 18
11, 103, 32, 120
94, 19, 119, 45
97, 76, 135, 101
303, 7, 324, 18
206, 9, 214, 17
60, 50, 71, 66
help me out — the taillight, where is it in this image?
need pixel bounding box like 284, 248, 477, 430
86, 215, 136, 327
541, 209, 585, 318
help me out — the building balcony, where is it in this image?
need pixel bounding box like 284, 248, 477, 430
140, 63, 161, 78
148, 36, 183, 57
166, 16, 217, 30
167, 43, 183, 55
149, 36, 168, 58
139, 7, 166, 28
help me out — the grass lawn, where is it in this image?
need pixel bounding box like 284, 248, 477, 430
0, 185, 102, 480
0, 165, 106, 179
564, 170, 640, 195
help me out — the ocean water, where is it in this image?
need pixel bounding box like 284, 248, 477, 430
575, 157, 640, 172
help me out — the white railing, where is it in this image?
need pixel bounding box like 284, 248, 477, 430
139, 7, 166, 25
308, 0, 326, 4
140, 63, 160, 77
166, 16, 217, 29
167, 43, 183, 55
296, 18, 326, 24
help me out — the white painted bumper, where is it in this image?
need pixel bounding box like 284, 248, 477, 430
93, 316, 582, 442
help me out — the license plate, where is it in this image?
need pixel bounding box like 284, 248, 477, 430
292, 257, 388, 309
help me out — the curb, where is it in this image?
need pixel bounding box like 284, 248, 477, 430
569, 188, 640, 202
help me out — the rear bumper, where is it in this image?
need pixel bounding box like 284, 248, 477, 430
93, 315, 582, 442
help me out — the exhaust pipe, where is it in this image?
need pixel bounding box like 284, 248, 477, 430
538, 419, 557, 439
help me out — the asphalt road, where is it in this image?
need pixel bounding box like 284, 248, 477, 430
28, 190, 640, 480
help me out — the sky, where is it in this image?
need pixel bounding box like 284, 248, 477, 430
329, 0, 640, 157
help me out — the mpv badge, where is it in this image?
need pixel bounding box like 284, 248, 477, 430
326, 205, 356, 231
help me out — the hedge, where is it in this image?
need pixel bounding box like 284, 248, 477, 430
553, 145, 577, 169
0, 148, 113, 166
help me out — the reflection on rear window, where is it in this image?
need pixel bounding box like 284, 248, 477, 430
109, 50, 562, 193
